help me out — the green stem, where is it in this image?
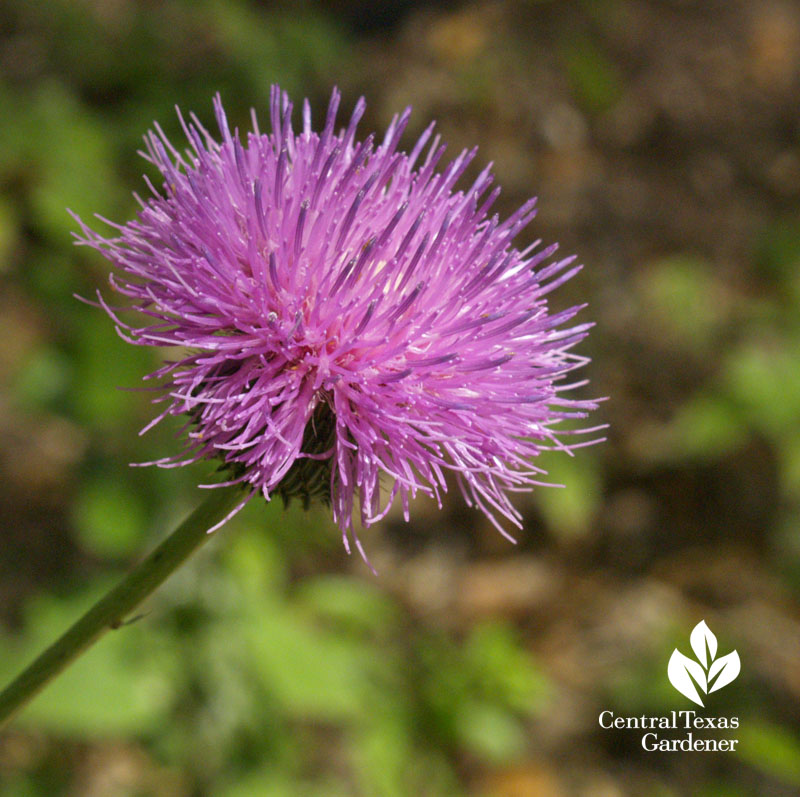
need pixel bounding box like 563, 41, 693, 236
0, 485, 242, 729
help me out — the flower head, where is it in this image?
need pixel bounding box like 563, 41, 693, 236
74, 87, 600, 557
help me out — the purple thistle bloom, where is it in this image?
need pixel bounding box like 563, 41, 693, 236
73, 87, 601, 560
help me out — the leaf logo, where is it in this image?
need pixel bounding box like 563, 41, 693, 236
668, 621, 740, 707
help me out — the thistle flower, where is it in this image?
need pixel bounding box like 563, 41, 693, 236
73, 86, 600, 558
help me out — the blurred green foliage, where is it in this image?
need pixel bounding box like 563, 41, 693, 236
561, 33, 623, 115
0, 516, 547, 795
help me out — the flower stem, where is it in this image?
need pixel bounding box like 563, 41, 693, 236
0, 485, 242, 729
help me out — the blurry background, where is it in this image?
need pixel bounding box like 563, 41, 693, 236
1, 0, 799, 794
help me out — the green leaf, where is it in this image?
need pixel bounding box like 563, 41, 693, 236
736, 721, 800, 787
561, 35, 623, 114
457, 699, 526, 762
465, 623, 550, 713
666, 394, 747, 461
636, 255, 725, 351
71, 474, 148, 557
13, 347, 72, 408
723, 341, 800, 438
25, 83, 120, 242
296, 576, 400, 637
533, 451, 602, 538
242, 604, 369, 722
1, 584, 174, 736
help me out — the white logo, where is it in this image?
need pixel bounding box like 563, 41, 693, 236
668, 620, 740, 707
